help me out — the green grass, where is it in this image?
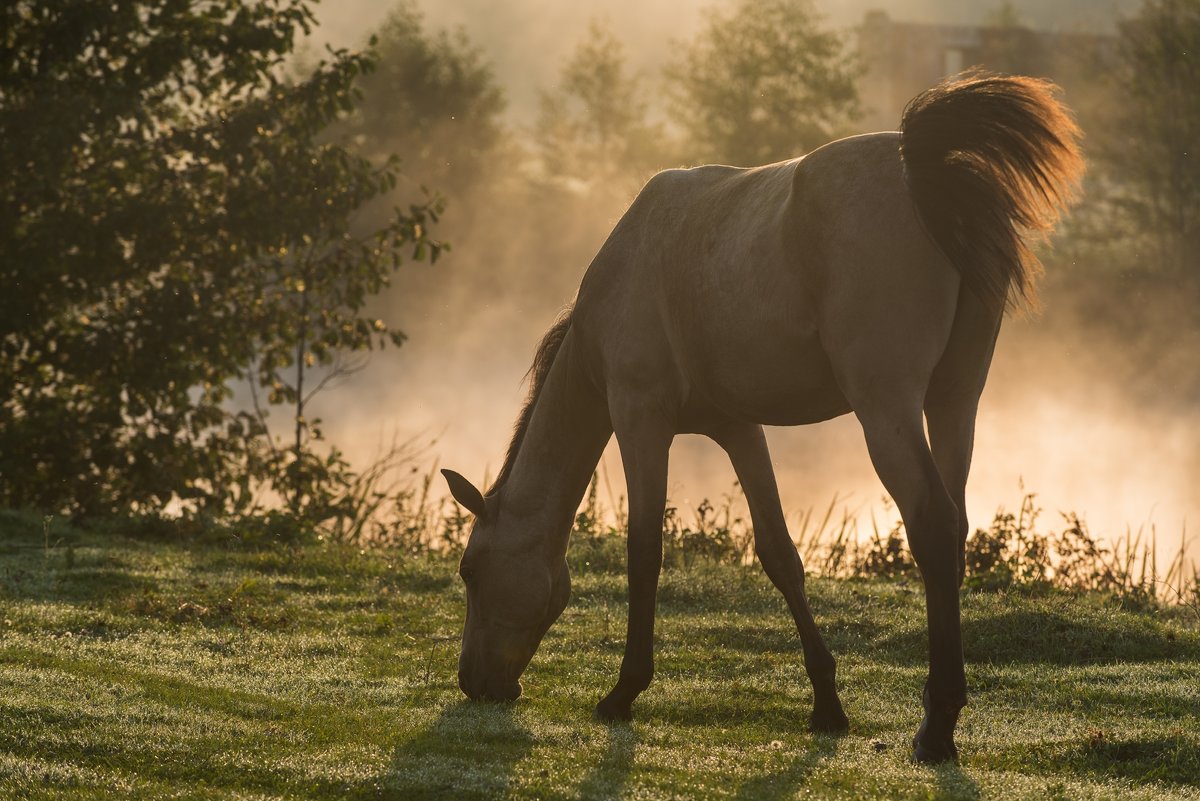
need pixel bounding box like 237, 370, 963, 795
1, 514, 1198, 800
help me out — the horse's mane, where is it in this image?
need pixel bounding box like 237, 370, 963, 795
486, 304, 575, 496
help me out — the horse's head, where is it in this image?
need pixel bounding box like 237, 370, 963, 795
442, 469, 571, 702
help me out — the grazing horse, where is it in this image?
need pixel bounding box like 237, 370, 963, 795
441, 72, 1083, 763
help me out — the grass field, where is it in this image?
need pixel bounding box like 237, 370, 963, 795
1, 514, 1198, 800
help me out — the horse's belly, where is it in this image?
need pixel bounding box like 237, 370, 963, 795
685, 333, 851, 427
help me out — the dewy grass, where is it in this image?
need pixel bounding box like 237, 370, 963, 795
2, 517, 1199, 799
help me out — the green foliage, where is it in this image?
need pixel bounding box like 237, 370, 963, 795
1097, 0, 1200, 272
347, 464, 1196, 610
665, 0, 860, 166
663, 494, 752, 570
567, 474, 626, 574
858, 519, 915, 579
535, 20, 667, 196
0, 1, 442, 520
961, 492, 1197, 611
964, 491, 1047, 590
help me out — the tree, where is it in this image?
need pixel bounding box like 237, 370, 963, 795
665, 0, 860, 167
978, 2, 1049, 78
0, 1, 442, 519
535, 20, 667, 197
1100, 0, 1200, 273
339, 1, 506, 200
985, 1, 1023, 28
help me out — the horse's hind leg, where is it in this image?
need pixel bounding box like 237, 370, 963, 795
595, 405, 674, 723
850, 393, 965, 763
925, 288, 1002, 585
926, 395, 980, 586
710, 422, 849, 733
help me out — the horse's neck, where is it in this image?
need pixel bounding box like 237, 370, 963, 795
501, 335, 611, 553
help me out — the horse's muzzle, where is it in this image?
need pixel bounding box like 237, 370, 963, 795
459, 669, 521, 702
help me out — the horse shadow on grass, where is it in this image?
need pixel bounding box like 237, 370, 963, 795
581, 719, 840, 801
1077, 734, 1200, 788
876, 608, 1199, 666
0, 539, 161, 605
932, 761, 981, 801
577, 722, 639, 801
379, 700, 535, 801
732, 735, 838, 800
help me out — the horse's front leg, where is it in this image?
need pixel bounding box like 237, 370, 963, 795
595, 416, 672, 722
710, 421, 848, 733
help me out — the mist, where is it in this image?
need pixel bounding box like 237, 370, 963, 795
295, 0, 1198, 568
312, 0, 1140, 120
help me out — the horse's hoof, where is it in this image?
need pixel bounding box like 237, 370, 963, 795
911, 735, 958, 764
809, 704, 850, 735
594, 697, 633, 723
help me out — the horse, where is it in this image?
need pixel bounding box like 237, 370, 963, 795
440, 71, 1083, 763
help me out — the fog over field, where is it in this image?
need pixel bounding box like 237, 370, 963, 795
314, 0, 1141, 120
295, 0, 1197, 566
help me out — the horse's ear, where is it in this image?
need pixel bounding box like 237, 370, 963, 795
441, 469, 488, 519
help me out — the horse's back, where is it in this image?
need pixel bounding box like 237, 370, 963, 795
574, 132, 962, 427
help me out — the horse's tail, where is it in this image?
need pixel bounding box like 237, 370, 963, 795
899, 71, 1084, 313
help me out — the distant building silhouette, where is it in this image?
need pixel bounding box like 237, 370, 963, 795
856, 10, 1116, 132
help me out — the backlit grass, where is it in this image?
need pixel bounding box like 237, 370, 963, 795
1, 515, 1198, 799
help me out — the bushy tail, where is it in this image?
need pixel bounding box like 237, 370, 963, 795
899, 71, 1084, 313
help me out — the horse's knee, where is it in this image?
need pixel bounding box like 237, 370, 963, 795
754, 534, 803, 572
756, 540, 810, 604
